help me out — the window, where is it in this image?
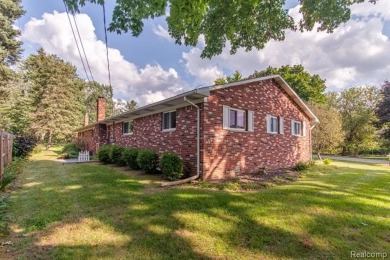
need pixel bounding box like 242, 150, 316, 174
266, 115, 284, 134
292, 120, 306, 136
223, 105, 254, 132
123, 121, 133, 135
162, 111, 176, 131
229, 108, 246, 129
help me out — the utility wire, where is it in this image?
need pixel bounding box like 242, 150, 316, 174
102, 2, 113, 99
72, 14, 95, 82
63, 0, 90, 81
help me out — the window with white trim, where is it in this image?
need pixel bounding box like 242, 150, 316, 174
223, 105, 254, 132
123, 121, 133, 135
162, 111, 176, 130
291, 120, 306, 136
266, 115, 284, 134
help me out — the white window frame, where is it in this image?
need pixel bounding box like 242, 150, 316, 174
228, 107, 246, 131
162, 110, 176, 131
223, 105, 254, 132
291, 120, 306, 137
269, 116, 278, 134
267, 115, 284, 134
122, 121, 133, 135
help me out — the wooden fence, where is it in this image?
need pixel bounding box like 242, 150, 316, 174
0, 131, 13, 180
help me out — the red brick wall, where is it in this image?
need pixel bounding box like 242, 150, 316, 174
111, 106, 199, 173
201, 79, 311, 180
78, 124, 107, 153
78, 79, 312, 181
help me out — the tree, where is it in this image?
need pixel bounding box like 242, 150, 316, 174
24, 49, 84, 145
310, 102, 344, 159
376, 81, 390, 141
214, 70, 242, 85
126, 99, 138, 111
330, 86, 381, 155
64, 0, 376, 58
248, 65, 327, 103
0, 0, 25, 65
216, 65, 327, 103
83, 80, 114, 122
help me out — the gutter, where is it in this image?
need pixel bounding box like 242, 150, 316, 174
161, 96, 201, 187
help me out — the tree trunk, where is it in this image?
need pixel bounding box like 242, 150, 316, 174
47, 130, 53, 150
317, 152, 322, 161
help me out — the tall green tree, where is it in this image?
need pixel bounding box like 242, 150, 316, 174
0, 0, 25, 65
248, 65, 327, 103
330, 86, 381, 155
64, 0, 376, 58
24, 49, 84, 145
310, 102, 344, 159
376, 81, 390, 141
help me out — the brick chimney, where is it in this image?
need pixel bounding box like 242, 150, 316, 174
97, 97, 106, 122
84, 113, 89, 126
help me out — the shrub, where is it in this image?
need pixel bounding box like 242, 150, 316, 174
0, 194, 10, 235
32, 144, 45, 154
4, 158, 27, 175
137, 149, 159, 174
323, 158, 332, 165
295, 162, 310, 172
0, 173, 16, 191
123, 148, 140, 170
160, 152, 184, 180
12, 135, 37, 158
109, 145, 126, 166
98, 145, 112, 164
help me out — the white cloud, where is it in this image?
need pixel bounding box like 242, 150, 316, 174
153, 24, 173, 42
182, 2, 390, 90
21, 11, 188, 105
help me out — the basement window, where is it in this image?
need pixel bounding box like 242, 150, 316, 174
162, 111, 176, 131
123, 121, 133, 135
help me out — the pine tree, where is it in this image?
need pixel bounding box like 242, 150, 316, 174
24, 49, 84, 145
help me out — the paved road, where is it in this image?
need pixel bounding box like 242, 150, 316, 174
323, 155, 389, 165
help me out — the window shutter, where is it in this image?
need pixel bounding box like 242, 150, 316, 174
302, 121, 306, 136
279, 117, 284, 134
266, 115, 271, 133
248, 111, 254, 132
291, 120, 295, 135
223, 105, 229, 129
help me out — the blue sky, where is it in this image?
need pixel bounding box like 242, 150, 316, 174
19, 0, 390, 104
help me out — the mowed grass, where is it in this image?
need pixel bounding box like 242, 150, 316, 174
1, 147, 389, 259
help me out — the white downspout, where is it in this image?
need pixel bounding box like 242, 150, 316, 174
161, 97, 201, 187
310, 123, 317, 160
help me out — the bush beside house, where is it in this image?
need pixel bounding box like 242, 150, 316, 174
98, 145, 112, 164
123, 148, 140, 170
160, 152, 184, 180
137, 149, 159, 174
109, 145, 126, 166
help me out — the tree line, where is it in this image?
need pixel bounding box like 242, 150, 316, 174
216, 66, 389, 157
0, 1, 137, 146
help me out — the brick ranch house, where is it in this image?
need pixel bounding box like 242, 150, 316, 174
76, 75, 319, 180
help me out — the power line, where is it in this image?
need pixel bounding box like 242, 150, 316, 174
72, 14, 95, 82
102, 2, 113, 99
63, 0, 90, 81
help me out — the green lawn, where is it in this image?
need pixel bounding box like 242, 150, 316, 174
1, 147, 389, 259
